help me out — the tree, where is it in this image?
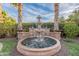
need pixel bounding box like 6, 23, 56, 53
0, 3, 3, 23
4, 16, 16, 37
0, 10, 16, 37
68, 10, 79, 25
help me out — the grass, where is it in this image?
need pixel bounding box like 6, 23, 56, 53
0, 39, 16, 56
64, 39, 79, 56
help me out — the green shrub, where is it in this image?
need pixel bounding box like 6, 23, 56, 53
63, 21, 79, 38
22, 23, 54, 32
0, 19, 16, 38
0, 23, 6, 37
22, 23, 37, 32
41, 23, 54, 28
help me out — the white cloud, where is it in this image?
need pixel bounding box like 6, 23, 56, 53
23, 6, 41, 16
2, 3, 79, 23
59, 3, 79, 18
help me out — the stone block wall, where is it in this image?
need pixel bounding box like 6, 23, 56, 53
17, 32, 61, 40
49, 32, 61, 40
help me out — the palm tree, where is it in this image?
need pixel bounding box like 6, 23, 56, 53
54, 3, 59, 31
12, 3, 23, 32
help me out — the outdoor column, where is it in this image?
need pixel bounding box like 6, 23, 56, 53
52, 3, 61, 40
18, 3, 23, 32
17, 3, 23, 40
54, 3, 59, 31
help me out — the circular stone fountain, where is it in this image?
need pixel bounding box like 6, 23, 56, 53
17, 15, 61, 56
17, 36, 61, 56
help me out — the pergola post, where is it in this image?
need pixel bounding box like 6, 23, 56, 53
54, 3, 59, 31
17, 3, 23, 32
50, 3, 61, 40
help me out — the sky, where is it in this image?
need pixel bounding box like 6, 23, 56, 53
2, 3, 79, 23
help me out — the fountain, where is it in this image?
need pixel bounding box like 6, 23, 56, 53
17, 15, 61, 56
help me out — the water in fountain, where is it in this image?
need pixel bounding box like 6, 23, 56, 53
22, 37, 57, 48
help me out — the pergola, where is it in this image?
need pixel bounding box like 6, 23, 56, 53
17, 3, 61, 40
17, 3, 59, 31
0, 3, 59, 31
0, 3, 61, 40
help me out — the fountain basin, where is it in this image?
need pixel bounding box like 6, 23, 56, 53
17, 36, 61, 56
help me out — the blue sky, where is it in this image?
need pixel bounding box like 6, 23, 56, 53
2, 3, 79, 23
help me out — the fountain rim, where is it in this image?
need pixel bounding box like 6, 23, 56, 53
17, 36, 61, 51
